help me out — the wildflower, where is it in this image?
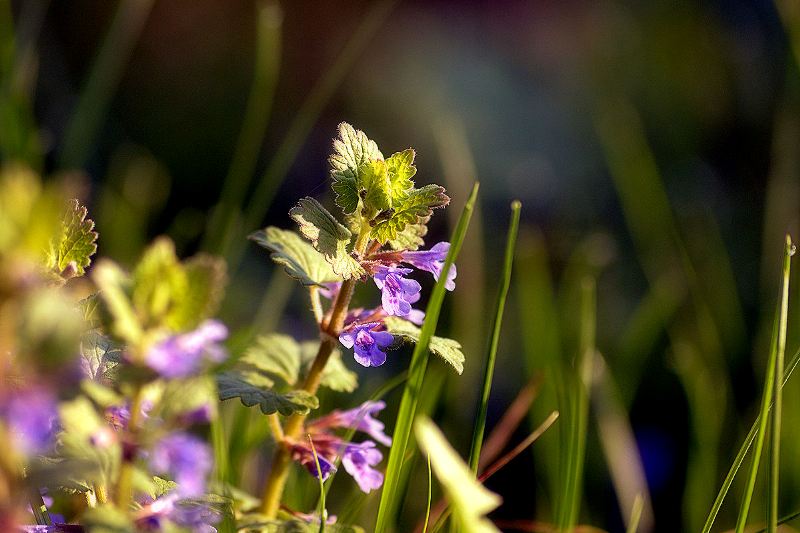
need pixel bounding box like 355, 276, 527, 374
290, 441, 338, 481
372, 266, 421, 316
150, 433, 212, 498
136, 493, 220, 533
341, 441, 384, 493
339, 323, 393, 367
309, 400, 392, 447
104, 405, 130, 431
145, 320, 228, 378
401, 242, 457, 291
3, 388, 58, 455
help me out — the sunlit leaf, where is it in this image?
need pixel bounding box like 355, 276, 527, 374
370, 185, 449, 244
217, 371, 318, 416
384, 316, 465, 374
249, 227, 339, 286
46, 198, 98, 278
329, 122, 383, 214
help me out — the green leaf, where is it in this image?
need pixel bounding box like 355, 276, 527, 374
289, 197, 364, 279
300, 341, 358, 393
81, 504, 135, 533
370, 184, 449, 244
80, 330, 121, 384
329, 122, 383, 214
249, 227, 339, 287
58, 397, 121, 487
237, 515, 365, 533
415, 417, 501, 533
46, 198, 98, 278
92, 260, 142, 346
217, 371, 318, 416
241, 334, 302, 387
131, 237, 188, 328
154, 375, 219, 422
241, 334, 358, 393
167, 253, 227, 331
384, 316, 465, 374
360, 159, 391, 213
386, 149, 416, 200
388, 220, 429, 251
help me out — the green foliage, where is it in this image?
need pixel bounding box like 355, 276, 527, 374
415, 417, 501, 533
384, 316, 465, 374
237, 514, 365, 533
217, 371, 319, 416
249, 227, 339, 287
329, 122, 383, 214
385, 149, 417, 200
370, 185, 449, 244
240, 334, 358, 393
93, 237, 227, 345
359, 159, 391, 214
80, 330, 121, 384
290, 197, 364, 279
81, 505, 135, 533
388, 220, 428, 251
58, 397, 121, 488
46, 198, 98, 278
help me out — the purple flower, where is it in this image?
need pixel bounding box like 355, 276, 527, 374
373, 266, 421, 317
290, 442, 338, 480
309, 401, 392, 447
407, 308, 425, 325
342, 441, 384, 493
3, 388, 58, 455
146, 320, 228, 378
339, 323, 394, 367
136, 494, 220, 533
150, 433, 212, 498
401, 242, 457, 291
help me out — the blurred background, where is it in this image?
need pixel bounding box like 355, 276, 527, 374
4, 0, 800, 531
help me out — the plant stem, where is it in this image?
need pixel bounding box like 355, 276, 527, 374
259, 223, 371, 517
115, 385, 145, 507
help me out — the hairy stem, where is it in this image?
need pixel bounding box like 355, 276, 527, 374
260, 222, 371, 517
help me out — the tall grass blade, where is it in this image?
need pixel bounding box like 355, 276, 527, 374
230, 0, 396, 265
308, 435, 327, 533
58, 0, 155, 169
204, 1, 283, 254
626, 495, 644, 533
374, 183, 479, 533
423, 453, 432, 533
467, 200, 521, 474
557, 278, 596, 532
734, 237, 793, 533
701, 346, 800, 532
768, 235, 793, 531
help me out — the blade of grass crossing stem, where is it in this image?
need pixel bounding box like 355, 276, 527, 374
203, 1, 282, 254
702, 345, 800, 533
423, 453, 432, 533
374, 183, 479, 533
734, 237, 793, 533
466, 200, 521, 476
58, 0, 155, 169
769, 236, 794, 532
308, 435, 327, 533
559, 278, 596, 532
626, 495, 644, 533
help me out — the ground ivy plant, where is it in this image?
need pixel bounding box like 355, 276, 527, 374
0, 123, 470, 533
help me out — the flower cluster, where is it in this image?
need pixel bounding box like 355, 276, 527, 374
290, 401, 392, 493
335, 242, 456, 368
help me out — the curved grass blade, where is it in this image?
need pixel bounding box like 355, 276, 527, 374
466, 200, 521, 475
423, 452, 432, 533
374, 183, 480, 533
58, 0, 155, 169
733, 237, 793, 533
308, 435, 327, 533
204, 0, 283, 254
701, 345, 800, 532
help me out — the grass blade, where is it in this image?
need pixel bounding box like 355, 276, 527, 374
203, 0, 283, 254
626, 495, 644, 533
374, 182, 480, 533
58, 0, 155, 169
423, 452, 432, 533
467, 200, 521, 473
734, 236, 793, 533
701, 345, 800, 532
308, 435, 327, 533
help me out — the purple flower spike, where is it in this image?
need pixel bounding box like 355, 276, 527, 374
3, 388, 58, 455
146, 320, 228, 378
339, 323, 394, 367
373, 266, 421, 317
311, 401, 392, 446
150, 433, 212, 498
342, 441, 384, 493
401, 242, 457, 290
